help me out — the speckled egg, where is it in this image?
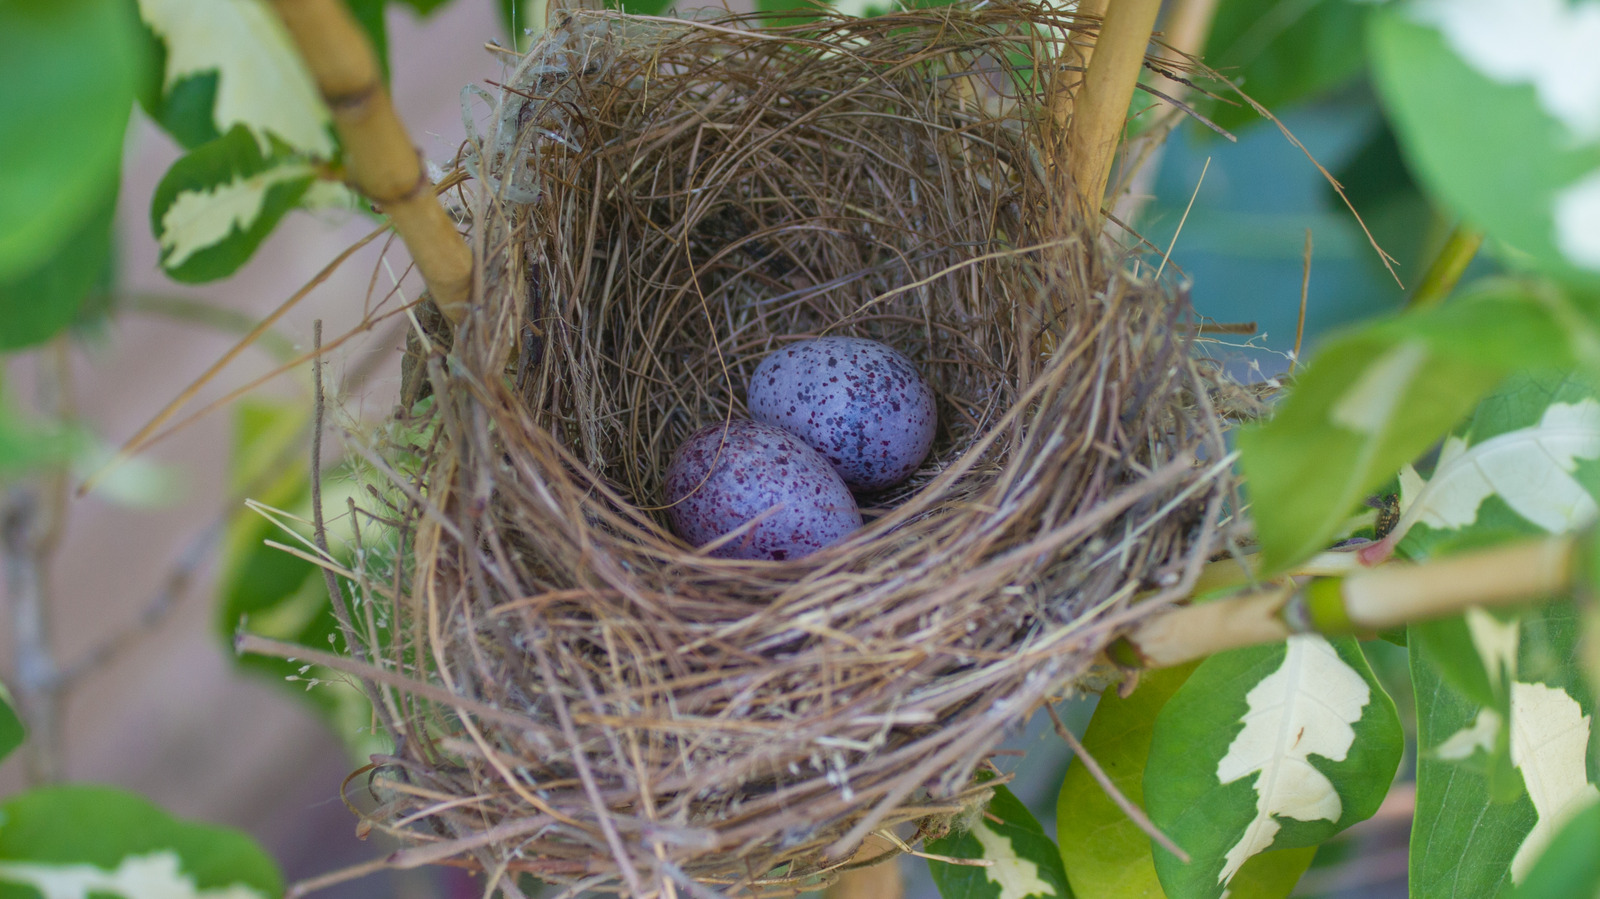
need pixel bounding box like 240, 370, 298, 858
665, 419, 862, 561
748, 336, 937, 491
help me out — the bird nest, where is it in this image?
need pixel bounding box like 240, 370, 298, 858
349, 5, 1235, 896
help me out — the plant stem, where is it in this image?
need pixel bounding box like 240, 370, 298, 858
1408, 222, 1484, 309
270, 0, 474, 323
1121, 536, 1576, 668
1065, 0, 1162, 223
1, 488, 60, 784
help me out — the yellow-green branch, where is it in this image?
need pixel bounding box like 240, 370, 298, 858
1064, 0, 1162, 222
270, 0, 474, 323
1120, 536, 1577, 668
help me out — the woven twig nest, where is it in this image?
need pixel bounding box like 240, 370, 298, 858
360, 5, 1233, 895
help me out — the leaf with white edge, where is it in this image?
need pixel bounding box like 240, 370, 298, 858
928, 783, 1072, 899
151, 126, 315, 283
1369, 4, 1600, 289
1146, 636, 1402, 899
1238, 281, 1584, 573
1507, 681, 1600, 882
0, 785, 281, 898
136, 0, 332, 157
1510, 801, 1600, 899
1379, 399, 1600, 554
0, 682, 22, 765
1411, 600, 1599, 898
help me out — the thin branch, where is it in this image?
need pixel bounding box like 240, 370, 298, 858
1045, 703, 1189, 862
270, 0, 474, 322
57, 526, 215, 688
2, 488, 60, 784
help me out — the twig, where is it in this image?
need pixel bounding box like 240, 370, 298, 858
82, 222, 388, 496
2, 489, 60, 783
122, 294, 301, 363
270, 0, 473, 322
1408, 222, 1484, 309
57, 526, 215, 688
1120, 535, 1576, 668
1045, 703, 1189, 862
1066, 0, 1162, 222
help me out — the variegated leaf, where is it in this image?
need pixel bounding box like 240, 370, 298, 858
1145, 636, 1402, 899
928, 783, 1071, 899
0, 786, 281, 899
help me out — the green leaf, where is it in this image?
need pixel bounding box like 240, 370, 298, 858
1058, 666, 1196, 899
0, 0, 142, 283
1238, 282, 1589, 573
394, 0, 455, 12
928, 783, 1073, 899
1411, 600, 1599, 898
0, 189, 115, 352
136, 0, 334, 158
0, 683, 23, 766
1146, 636, 1402, 899
1369, 7, 1600, 291
0, 785, 282, 898
0, 407, 90, 481
1511, 801, 1600, 899
150, 125, 316, 283
1057, 665, 1314, 899
1200, 0, 1370, 133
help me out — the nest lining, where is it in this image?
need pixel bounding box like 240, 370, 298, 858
356, 6, 1234, 896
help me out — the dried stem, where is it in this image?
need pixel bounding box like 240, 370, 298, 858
270, 0, 473, 322
1066, 0, 1162, 222
1123, 536, 1577, 668
1045, 703, 1188, 862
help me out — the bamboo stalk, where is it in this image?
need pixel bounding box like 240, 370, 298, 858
1046, 0, 1108, 153
1150, 0, 1220, 101
1122, 536, 1578, 668
1064, 0, 1162, 221
270, 0, 473, 323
